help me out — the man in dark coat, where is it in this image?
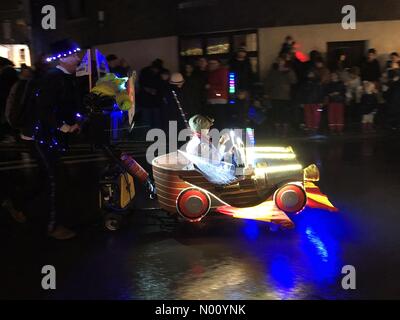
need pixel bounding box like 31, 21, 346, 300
137, 59, 164, 129
383, 71, 400, 130
361, 49, 381, 83
182, 63, 204, 118
193, 57, 209, 111
0, 57, 18, 141
229, 47, 254, 93
265, 58, 297, 136
34, 39, 82, 240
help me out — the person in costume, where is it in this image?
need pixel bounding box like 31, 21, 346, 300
186, 114, 239, 164
33, 39, 83, 240
90, 73, 131, 111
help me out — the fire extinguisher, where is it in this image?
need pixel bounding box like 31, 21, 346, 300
120, 152, 156, 198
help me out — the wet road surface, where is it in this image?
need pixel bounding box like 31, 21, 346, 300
1, 133, 400, 300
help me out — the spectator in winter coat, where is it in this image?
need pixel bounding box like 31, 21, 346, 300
193, 57, 209, 111
314, 58, 331, 85
138, 59, 164, 129
158, 69, 172, 132
361, 49, 381, 84
0, 58, 18, 142
229, 47, 254, 92
324, 72, 346, 134
385, 59, 400, 82
345, 66, 363, 123
265, 57, 297, 136
206, 58, 228, 129
301, 50, 323, 82
182, 63, 205, 118
279, 36, 295, 57
345, 67, 363, 104
228, 47, 254, 127
331, 52, 350, 83
162, 72, 188, 133
383, 70, 400, 130
361, 81, 379, 133
385, 52, 400, 71
298, 69, 324, 133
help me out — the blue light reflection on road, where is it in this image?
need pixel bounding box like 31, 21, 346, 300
241, 207, 348, 299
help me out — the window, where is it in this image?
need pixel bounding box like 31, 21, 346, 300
180, 38, 203, 56
233, 33, 257, 52
19, 48, 26, 64
206, 37, 230, 55
179, 30, 260, 79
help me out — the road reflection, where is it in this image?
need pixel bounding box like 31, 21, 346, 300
128, 206, 354, 299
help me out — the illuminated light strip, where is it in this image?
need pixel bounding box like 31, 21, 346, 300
253, 153, 296, 160
254, 164, 303, 175
251, 146, 293, 153
46, 47, 81, 62
246, 128, 255, 145
229, 72, 236, 94
245, 128, 256, 165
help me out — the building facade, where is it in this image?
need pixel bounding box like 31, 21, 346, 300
5, 0, 400, 73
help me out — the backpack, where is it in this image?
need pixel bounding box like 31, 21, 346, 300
5, 79, 39, 130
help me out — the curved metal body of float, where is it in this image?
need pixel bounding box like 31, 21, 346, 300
151, 147, 322, 226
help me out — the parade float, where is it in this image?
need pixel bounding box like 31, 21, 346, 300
82, 51, 337, 231
152, 141, 337, 230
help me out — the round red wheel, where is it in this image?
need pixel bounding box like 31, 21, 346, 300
274, 183, 307, 213
176, 188, 211, 222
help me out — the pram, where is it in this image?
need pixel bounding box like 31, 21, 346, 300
83, 91, 155, 231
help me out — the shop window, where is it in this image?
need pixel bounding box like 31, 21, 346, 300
179, 30, 259, 79
206, 37, 230, 55
180, 38, 203, 56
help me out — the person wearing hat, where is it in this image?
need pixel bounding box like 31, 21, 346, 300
32, 39, 83, 240
186, 114, 231, 163
170, 72, 184, 87
229, 46, 253, 93
161, 72, 188, 133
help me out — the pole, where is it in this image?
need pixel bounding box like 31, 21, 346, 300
95, 48, 100, 81
171, 90, 189, 130
88, 49, 92, 91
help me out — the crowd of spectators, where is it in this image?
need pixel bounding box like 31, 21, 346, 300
133, 37, 400, 138
265, 38, 400, 137
2, 38, 400, 144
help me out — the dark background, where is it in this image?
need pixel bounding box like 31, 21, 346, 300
2, 0, 400, 56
